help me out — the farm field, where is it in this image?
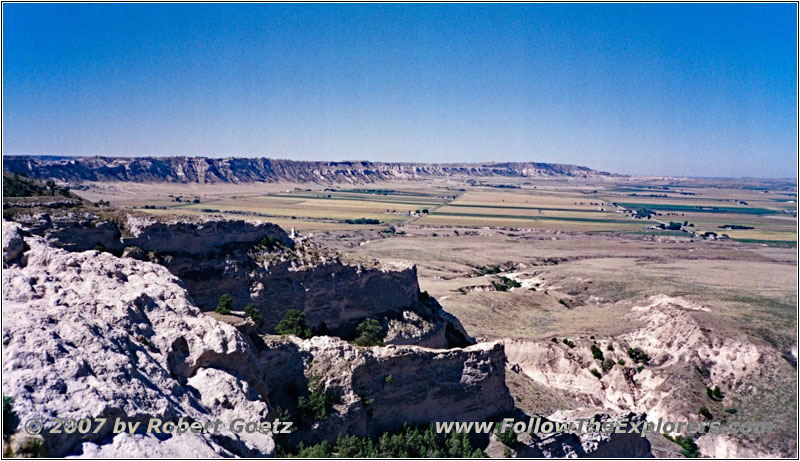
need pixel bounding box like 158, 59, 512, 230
73, 176, 797, 245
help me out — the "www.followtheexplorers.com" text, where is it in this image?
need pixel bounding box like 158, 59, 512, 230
434, 417, 775, 437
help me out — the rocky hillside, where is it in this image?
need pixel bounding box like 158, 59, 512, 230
1, 222, 513, 456
4, 156, 612, 184
10, 211, 470, 346
504, 295, 796, 458
2, 212, 652, 457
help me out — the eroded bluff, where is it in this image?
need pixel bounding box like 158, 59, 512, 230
10, 212, 470, 346
1, 221, 510, 457
2, 217, 652, 457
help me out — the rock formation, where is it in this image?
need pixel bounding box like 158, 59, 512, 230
9, 211, 470, 343
4, 156, 613, 184
2, 216, 652, 457
0, 220, 507, 456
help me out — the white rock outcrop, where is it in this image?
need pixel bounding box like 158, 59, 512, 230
2, 222, 274, 457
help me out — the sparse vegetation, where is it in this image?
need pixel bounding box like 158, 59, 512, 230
297, 374, 332, 424
601, 358, 615, 372
3, 395, 18, 438
244, 303, 263, 328
590, 344, 605, 361
474, 265, 502, 276
663, 433, 700, 458
259, 235, 280, 249
492, 276, 520, 292
3, 173, 72, 198
215, 293, 233, 315
344, 218, 381, 225
627, 347, 650, 365
283, 424, 486, 457
353, 318, 385, 347
562, 338, 575, 348
706, 385, 723, 401
275, 309, 313, 339
495, 422, 517, 447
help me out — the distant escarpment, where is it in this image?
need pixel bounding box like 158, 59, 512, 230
4, 156, 613, 184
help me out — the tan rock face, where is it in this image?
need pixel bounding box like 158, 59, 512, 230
255, 336, 515, 445
504, 295, 791, 457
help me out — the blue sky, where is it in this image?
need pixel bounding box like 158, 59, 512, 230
2, 3, 797, 177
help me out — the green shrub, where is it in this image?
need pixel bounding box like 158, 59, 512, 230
558, 299, 570, 308
345, 218, 380, 225
617, 359, 625, 365
290, 424, 486, 457
384, 374, 393, 385
215, 294, 233, 315
602, 358, 615, 372
474, 265, 501, 276
725, 408, 737, 414
495, 423, 517, 447
275, 309, 313, 339
353, 318, 384, 347
296, 440, 332, 457
297, 374, 331, 424
499, 276, 521, 288
627, 347, 650, 365
244, 303, 263, 328
3, 395, 18, 437
699, 407, 712, 420
663, 434, 700, 458
590, 368, 602, 379
591, 345, 605, 361
259, 235, 278, 248
562, 338, 575, 348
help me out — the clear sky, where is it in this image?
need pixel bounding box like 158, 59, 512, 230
2, 3, 797, 177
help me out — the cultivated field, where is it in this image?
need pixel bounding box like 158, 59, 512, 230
75, 176, 797, 245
